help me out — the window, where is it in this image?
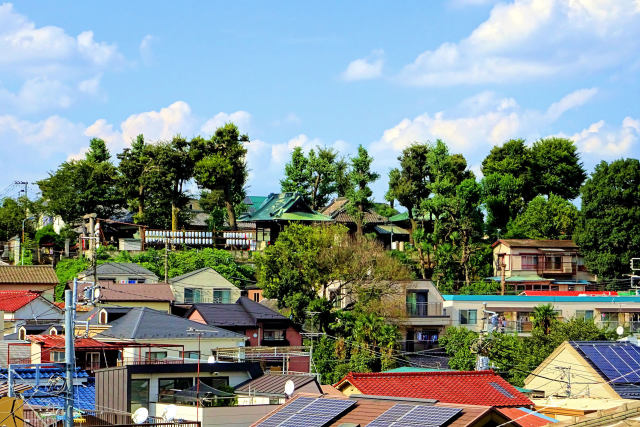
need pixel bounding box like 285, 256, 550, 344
213, 289, 230, 304
521, 255, 538, 270
99, 310, 108, 324
158, 378, 193, 403
18, 328, 26, 341
263, 330, 285, 341
49, 327, 58, 335
576, 310, 594, 320
184, 288, 202, 304
128, 278, 146, 284
51, 351, 65, 362
459, 309, 477, 325
182, 351, 199, 360
147, 351, 167, 361
86, 352, 101, 370
200, 377, 229, 389
252, 292, 260, 302
546, 256, 562, 270
130, 379, 149, 412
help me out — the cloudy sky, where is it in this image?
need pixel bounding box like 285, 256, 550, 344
1, 1, 639, 200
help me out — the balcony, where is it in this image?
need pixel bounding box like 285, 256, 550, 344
406, 301, 446, 317
261, 338, 290, 346
597, 321, 640, 333
117, 358, 186, 366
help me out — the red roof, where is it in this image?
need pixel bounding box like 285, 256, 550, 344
334, 370, 533, 407
0, 291, 42, 312
522, 291, 617, 296
29, 334, 116, 349
496, 407, 555, 427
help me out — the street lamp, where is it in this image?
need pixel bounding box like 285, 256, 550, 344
21, 216, 35, 265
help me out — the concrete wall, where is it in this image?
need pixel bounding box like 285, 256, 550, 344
152, 402, 275, 426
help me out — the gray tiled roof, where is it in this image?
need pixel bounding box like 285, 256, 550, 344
188, 297, 287, 328
96, 307, 245, 340
235, 373, 319, 396
81, 262, 157, 277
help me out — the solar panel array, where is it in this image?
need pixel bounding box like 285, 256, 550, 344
489, 382, 515, 398
367, 404, 462, 427
574, 342, 640, 383
257, 397, 356, 427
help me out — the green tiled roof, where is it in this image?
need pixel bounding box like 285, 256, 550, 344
241, 192, 332, 222
374, 225, 410, 235
486, 275, 551, 282
389, 209, 434, 223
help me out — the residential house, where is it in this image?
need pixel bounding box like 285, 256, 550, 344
169, 267, 241, 305
78, 281, 175, 313
442, 294, 640, 335
526, 341, 640, 401
552, 400, 640, 426
333, 370, 534, 408
238, 192, 332, 247
251, 394, 551, 427
490, 239, 596, 292
28, 334, 121, 373
78, 262, 158, 284
0, 290, 63, 335
94, 307, 247, 364
244, 285, 264, 303
395, 281, 451, 353
185, 297, 302, 347
320, 197, 387, 234
95, 362, 263, 421
0, 265, 58, 299
234, 372, 322, 405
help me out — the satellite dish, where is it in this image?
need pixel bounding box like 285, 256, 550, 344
284, 380, 295, 397
617, 326, 625, 336
163, 404, 177, 422
94, 288, 101, 300
131, 407, 148, 425
207, 355, 216, 364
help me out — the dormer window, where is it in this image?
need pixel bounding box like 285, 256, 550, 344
18, 327, 26, 341
99, 310, 108, 324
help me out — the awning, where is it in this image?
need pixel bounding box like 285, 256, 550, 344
374, 225, 410, 235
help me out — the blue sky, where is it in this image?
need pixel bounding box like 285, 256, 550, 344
1, 0, 639, 201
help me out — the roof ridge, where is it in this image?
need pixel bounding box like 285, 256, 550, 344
349, 370, 495, 377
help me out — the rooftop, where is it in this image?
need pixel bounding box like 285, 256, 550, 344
492, 239, 579, 249
0, 290, 43, 312
321, 197, 387, 225
241, 192, 332, 222
521, 291, 618, 296
79, 281, 175, 302
442, 294, 640, 302
95, 307, 245, 340
334, 370, 533, 407
187, 296, 288, 328
0, 265, 58, 284
235, 373, 320, 396
81, 262, 158, 277
29, 334, 117, 349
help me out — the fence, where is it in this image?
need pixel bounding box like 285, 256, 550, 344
23, 408, 201, 427
405, 302, 445, 317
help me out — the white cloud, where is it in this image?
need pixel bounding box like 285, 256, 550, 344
0, 3, 122, 111
342, 49, 384, 81
0, 114, 85, 156
398, 0, 640, 86
200, 111, 252, 135
120, 101, 195, 145
561, 117, 639, 158
139, 34, 153, 64
370, 88, 597, 166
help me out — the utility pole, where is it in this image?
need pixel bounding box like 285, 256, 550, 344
556, 367, 572, 397
187, 328, 207, 425
64, 288, 76, 427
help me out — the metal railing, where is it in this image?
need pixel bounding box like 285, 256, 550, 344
23, 408, 201, 427
117, 358, 185, 366
597, 321, 640, 332
406, 301, 445, 317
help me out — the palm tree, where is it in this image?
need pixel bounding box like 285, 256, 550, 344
533, 303, 557, 335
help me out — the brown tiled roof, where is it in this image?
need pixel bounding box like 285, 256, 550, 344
321, 197, 387, 225
493, 239, 578, 249
79, 281, 175, 302
0, 265, 58, 284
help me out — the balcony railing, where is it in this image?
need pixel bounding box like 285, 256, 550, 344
406, 302, 445, 317
117, 358, 185, 366
261, 338, 290, 346
597, 321, 640, 332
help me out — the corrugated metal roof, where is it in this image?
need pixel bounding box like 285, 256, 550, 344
493, 239, 578, 249
81, 262, 157, 277
0, 265, 58, 284
235, 373, 319, 396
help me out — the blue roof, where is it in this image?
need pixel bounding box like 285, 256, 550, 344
571, 341, 640, 399
0, 366, 89, 381
23, 378, 95, 410
442, 295, 640, 303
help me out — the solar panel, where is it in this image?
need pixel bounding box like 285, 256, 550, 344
368, 404, 462, 427
575, 343, 640, 383
489, 382, 515, 398
256, 397, 356, 427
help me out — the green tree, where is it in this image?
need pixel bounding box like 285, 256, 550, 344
192, 124, 249, 230
346, 145, 379, 236
38, 138, 122, 224
438, 326, 478, 371
506, 194, 580, 240
575, 158, 640, 280
0, 197, 28, 241
531, 137, 586, 200
533, 303, 557, 335
280, 147, 310, 196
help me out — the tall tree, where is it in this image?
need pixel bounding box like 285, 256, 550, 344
531, 137, 586, 200
505, 194, 580, 240
575, 159, 640, 280
0, 197, 30, 241
346, 145, 379, 237
192, 123, 249, 230
117, 134, 149, 222
280, 146, 310, 196
38, 138, 121, 223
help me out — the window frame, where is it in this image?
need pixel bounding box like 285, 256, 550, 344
459, 309, 477, 325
